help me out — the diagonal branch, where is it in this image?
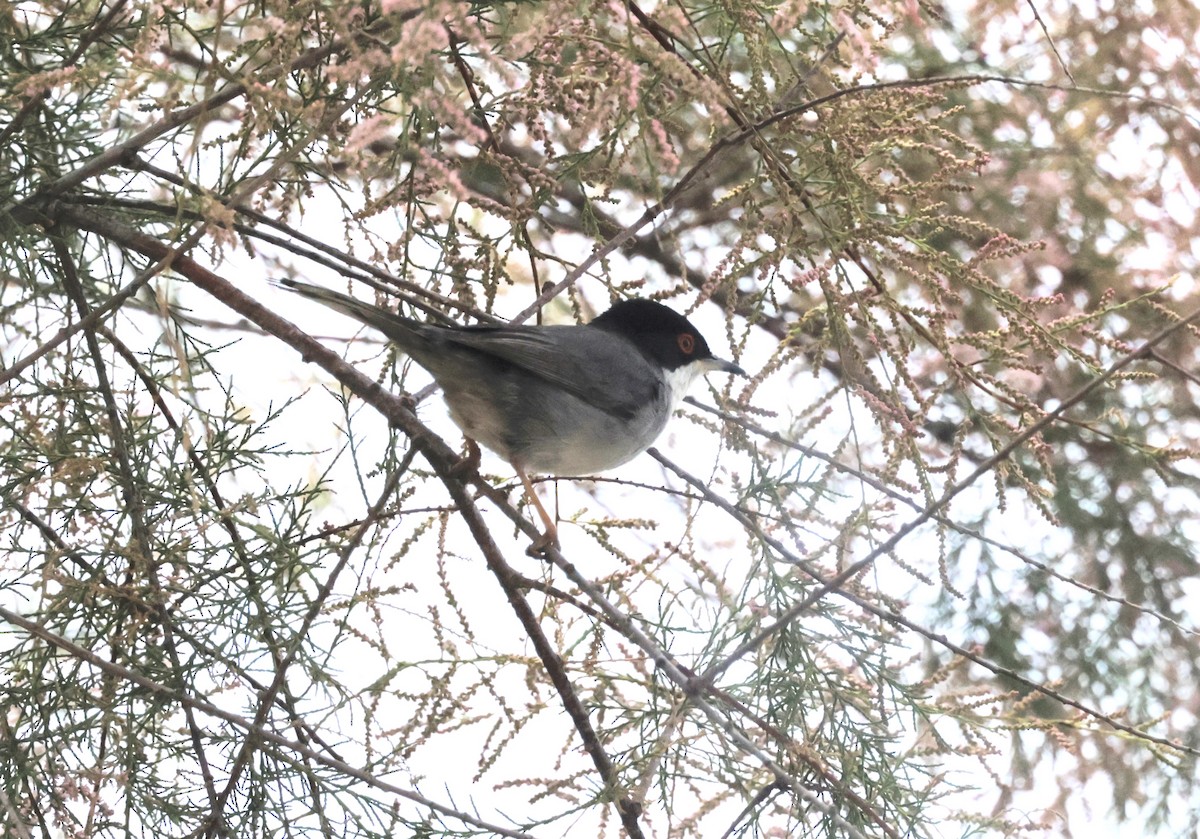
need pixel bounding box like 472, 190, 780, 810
41, 201, 649, 837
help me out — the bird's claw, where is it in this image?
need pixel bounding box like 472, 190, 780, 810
525, 526, 560, 557
450, 439, 482, 478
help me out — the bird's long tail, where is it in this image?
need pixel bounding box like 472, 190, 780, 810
274, 278, 421, 345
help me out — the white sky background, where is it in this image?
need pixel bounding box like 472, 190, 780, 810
148, 178, 1143, 835
201, 20, 1198, 834
168, 219, 815, 833
111, 23, 1196, 836
0, 139, 1164, 839
3, 2, 1196, 836
156, 197, 887, 830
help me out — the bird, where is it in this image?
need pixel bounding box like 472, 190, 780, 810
276, 279, 745, 549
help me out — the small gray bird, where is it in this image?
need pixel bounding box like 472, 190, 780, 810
278, 279, 744, 548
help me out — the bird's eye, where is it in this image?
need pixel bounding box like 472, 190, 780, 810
677, 333, 695, 354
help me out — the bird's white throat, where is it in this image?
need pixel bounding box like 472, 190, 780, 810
663, 359, 713, 413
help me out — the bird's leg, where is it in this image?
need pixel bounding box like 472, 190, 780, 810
517, 468, 559, 553
450, 438, 482, 477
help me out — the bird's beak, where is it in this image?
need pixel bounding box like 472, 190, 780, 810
701, 356, 747, 377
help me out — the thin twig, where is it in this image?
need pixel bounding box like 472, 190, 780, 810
0, 606, 539, 839
685, 396, 1199, 639
53, 234, 224, 815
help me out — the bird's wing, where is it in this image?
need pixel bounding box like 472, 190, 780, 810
440, 325, 658, 420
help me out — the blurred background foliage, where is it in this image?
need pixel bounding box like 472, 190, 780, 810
1, 0, 1198, 836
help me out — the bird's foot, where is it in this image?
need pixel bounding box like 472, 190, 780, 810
450, 439, 482, 478
525, 524, 560, 557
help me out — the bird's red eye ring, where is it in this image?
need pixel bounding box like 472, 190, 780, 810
677, 333, 695, 354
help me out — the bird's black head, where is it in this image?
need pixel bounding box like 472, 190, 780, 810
590, 298, 744, 375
